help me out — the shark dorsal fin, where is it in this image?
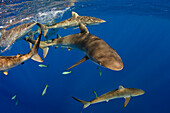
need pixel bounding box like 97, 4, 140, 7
119, 85, 124, 89
79, 23, 89, 33
72, 11, 79, 18
124, 97, 131, 107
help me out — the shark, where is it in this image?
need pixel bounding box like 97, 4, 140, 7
24, 23, 123, 71
0, 22, 38, 53
72, 85, 145, 109
0, 28, 43, 75
40, 11, 106, 36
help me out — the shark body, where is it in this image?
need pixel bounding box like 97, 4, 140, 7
0, 22, 38, 53
0, 28, 43, 75
72, 85, 145, 109
25, 23, 123, 71
41, 11, 106, 36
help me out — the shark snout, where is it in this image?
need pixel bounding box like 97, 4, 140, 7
102, 60, 123, 71
100, 19, 106, 23
138, 90, 145, 95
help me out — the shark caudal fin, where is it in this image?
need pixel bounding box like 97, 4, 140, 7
24, 37, 49, 59
36, 23, 48, 37
72, 96, 91, 109
29, 28, 43, 62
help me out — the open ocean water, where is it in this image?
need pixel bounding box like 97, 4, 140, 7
0, 0, 170, 113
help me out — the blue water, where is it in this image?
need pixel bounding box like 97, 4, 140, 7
0, 0, 170, 113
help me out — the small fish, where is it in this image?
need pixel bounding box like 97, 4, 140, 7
11, 94, 17, 100
38, 64, 48, 68
42, 84, 49, 96
62, 70, 72, 75
15, 99, 19, 106
97, 67, 102, 76
93, 90, 98, 98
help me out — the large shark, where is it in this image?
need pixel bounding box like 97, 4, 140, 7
40, 11, 106, 36
0, 28, 43, 75
0, 22, 38, 53
24, 23, 123, 71
72, 85, 145, 109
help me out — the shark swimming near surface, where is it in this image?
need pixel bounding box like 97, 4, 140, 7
24, 23, 123, 71
72, 85, 145, 109
0, 28, 43, 75
0, 22, 39, 53
40, 11, 106, 36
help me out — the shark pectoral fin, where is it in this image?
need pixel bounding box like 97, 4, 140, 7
124, 97, 131, 107
106, 100, 109, 102
79, 23, 89, 33
42, 47, 49, 59
31, 53, 43, 62
3, 71, 8, 75
66, 55, 89, 70
72, 11, 79, 18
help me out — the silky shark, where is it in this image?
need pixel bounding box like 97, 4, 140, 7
72, 85, 145, 109
24, 23, 123, 71
40, 11, 106, 36
0, 22, 38, 53
0, 29, 43, 75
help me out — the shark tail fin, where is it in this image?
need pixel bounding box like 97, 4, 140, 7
72, 96, 91, 109
29, 28, 43, 62
36, 23, 48, 37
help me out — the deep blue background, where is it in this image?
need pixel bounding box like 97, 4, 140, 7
0, 0, 170, 113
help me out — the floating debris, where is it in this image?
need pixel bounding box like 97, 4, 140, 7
62, 70, 72, 75
38, 64, 49, 68
42, 84, 49, 96
93, 90, 98, 98
97, 67, 102, 76
11, 94, 17, 100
